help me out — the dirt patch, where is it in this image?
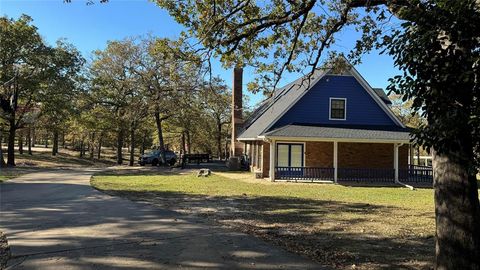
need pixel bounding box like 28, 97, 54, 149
0, 232, 11, 270
97, 189, 434, 270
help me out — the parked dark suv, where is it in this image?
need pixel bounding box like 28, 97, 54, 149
138, 150, 177, 166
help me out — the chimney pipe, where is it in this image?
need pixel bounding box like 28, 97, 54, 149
231, 67, 244, 157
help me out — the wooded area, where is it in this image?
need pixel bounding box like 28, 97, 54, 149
0, 15, 233, 168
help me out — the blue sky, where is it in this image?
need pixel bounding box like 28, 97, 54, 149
0, 0, 400, 107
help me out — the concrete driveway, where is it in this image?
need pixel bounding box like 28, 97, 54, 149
0, 169, 321, 269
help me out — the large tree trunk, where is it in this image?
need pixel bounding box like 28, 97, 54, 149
140, 130, 146, 155
18, 132, 23, 155
129, 126, 135, 166
89, 132, 95, 160
186, 131, 191, 154
0, 130, 6, 167
7, 119, 16, 166
71, 135, 75, 151
117, 128, 124, 165
224, 136, 229, 159
27, 125, 32, 155
154, 110, 166, 164
433, 146, 480, 269
216, 121, 222, 160
31, 125, 35, 147
181, 131, 186, 154
52, 129, 59, 156
79, 139, 84, 158
97, 133, 102, 160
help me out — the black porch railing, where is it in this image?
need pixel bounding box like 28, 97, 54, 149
337, 168, 395, 183
274, 165, 433, 184
275, 167, 334, 182
400, 165, 434, 183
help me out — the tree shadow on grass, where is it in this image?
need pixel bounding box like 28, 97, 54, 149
96, 188, 434, 270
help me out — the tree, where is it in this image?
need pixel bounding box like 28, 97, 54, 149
75, 95, 115, 160
136, 37, 203, 163
0, 15, 48, 166
124, 93, 148, 166
389, 94, 427, 164
90, 39, 141, 165
136, 38, 176, 161
155, 0, 480, 268
200, 78, 231, 159
167, 85, 203, 154
389, 94, 426, 129
38, 40, 84, 156
383, 3, 480, 267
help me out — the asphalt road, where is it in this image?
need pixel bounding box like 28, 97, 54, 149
0, 169, 321, 269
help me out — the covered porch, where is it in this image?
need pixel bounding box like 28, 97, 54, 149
274, 164, 433, 185
261, 125, 433, 185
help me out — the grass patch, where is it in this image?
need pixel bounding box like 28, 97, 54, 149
15, 150, 116, 168
92, 172, 433, 210
0, 148, 117, 182
0, 170, 25, 183
92, 171, 436, 269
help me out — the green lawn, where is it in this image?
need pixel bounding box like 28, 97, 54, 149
92, 171, 437, 269
92, 172, 433, 210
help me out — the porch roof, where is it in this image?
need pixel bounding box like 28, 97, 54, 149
262, 124, 411, 142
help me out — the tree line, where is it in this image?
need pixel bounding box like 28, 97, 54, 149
0, 15, 232, 167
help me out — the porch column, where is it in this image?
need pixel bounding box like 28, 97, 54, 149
394, 143, 399, 182
409, 144, 414, 165
269, 139, 276, 182
333, 141, 338, 183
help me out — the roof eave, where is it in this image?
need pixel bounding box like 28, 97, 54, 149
262, 135, 411, 144
237, 137, 262, 141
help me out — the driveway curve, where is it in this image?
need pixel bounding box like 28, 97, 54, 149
0, 168, 321, 269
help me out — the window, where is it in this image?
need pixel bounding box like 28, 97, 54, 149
329, 98, 346, 120
276, 143, 304, 167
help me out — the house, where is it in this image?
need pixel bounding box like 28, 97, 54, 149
230, 60, 431, 184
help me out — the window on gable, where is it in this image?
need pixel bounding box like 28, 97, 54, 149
330, 98, 346, 120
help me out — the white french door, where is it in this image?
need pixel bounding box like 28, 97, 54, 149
276, 143, 304, 167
